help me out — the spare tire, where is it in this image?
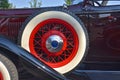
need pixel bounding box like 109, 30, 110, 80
19, 8, 88, 74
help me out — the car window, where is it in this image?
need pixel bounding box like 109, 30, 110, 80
73, 0, 83, 5
106, 1, 120, 6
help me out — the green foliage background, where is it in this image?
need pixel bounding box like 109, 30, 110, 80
0, 0, 10, 9
64, 0, 75, 5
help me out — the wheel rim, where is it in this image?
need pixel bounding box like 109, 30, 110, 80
0, 72, 3, 80
0, 61, 11, 80
29, 18, 79, 68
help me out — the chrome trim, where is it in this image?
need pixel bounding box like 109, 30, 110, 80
46, 35, 63, 53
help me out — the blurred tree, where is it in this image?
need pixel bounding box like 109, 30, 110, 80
29, 0, 42, 8
0, 0, 16, 9
0, 0, 10, 9
8, 3, 16, 9
64, 0, 75, 5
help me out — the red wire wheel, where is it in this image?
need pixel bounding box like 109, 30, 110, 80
20, 9, 88, 74
29, 18, 79, 68
0, 73, 3, 80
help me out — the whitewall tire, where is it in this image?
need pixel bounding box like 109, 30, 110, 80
19, 8, 88, 74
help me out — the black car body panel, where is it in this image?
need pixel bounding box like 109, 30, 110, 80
0, 36, 69, 80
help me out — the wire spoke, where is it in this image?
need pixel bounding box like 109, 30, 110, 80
31, 19, 78, 65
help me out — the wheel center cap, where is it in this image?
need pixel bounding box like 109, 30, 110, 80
46, 35, 63, 53
51, 40, 59, 48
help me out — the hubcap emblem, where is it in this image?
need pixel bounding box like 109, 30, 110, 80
46, 35, 63, 53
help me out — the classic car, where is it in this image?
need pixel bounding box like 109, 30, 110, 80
0, 0, 120, 80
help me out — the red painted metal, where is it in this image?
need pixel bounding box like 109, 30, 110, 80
29, 19, 79, 68
41, 30, 67, 56
0, 72, 3, 80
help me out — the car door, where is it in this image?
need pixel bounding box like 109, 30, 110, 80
84, 1, 120, 70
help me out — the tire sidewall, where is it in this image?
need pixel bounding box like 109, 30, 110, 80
0, 54, 18, 80
19, 8, 88, 74
0, 61, 11, 80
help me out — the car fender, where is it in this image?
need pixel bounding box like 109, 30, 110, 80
0, 36, 69, 80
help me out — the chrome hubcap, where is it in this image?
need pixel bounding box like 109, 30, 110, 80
46, 35, 63, 53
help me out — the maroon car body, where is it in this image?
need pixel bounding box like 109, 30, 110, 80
0, 1, 120, 70
0, 0, 120, 80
